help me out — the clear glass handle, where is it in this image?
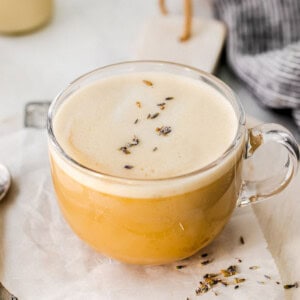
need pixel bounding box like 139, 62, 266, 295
238, 123, 299, 207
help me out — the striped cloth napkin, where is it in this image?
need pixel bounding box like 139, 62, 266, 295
213, 0, 300, 129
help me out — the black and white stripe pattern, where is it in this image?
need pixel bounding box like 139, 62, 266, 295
213, 0, 300, 128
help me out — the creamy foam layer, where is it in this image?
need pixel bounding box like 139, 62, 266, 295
51, 72, 244, 198
53, 72, 238, 180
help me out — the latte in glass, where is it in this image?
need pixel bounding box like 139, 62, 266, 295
48, 62, 298, 265
49, 68, 243, 264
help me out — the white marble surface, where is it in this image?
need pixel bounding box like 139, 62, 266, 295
1, 0, 298, 139
0, 0, 211, 120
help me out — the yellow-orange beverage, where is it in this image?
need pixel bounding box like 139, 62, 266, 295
0, 0, 52, 34
48, 62, 245, 265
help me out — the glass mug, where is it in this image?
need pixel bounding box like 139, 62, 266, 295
0, 0, 52, 35
47, 61, 299, 265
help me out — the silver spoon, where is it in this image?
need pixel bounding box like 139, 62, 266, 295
0, 166, 16, 299
0, 164, 11, 201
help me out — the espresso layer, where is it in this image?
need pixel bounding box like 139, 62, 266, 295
53, 72, 238, 180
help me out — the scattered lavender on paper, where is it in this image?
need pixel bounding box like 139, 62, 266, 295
284, 282, 299, 289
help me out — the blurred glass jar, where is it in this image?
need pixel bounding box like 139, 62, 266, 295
0, 0, 53, 35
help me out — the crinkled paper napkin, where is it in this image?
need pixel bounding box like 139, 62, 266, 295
0, 129, 283, 299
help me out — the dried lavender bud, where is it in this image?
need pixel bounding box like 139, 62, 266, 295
249, 266, 260, 270
201, 259, 213, 265
284, 282, 299, 289
221, 265, 237, 277
240, 236, 245, 245
176, 265, 187, 269
124, 165, 133, 169
156, 126, 172, 136
143, 80, 153, 86
119, 147, 131, 154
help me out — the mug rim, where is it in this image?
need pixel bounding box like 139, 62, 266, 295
47, 60, 246, 183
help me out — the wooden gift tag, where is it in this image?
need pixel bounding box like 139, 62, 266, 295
136, 16, 226, 73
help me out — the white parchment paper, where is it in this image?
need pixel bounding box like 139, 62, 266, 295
0, 129, 284, 299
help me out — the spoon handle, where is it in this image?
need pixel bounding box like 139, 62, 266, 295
24, 101, 51, 129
